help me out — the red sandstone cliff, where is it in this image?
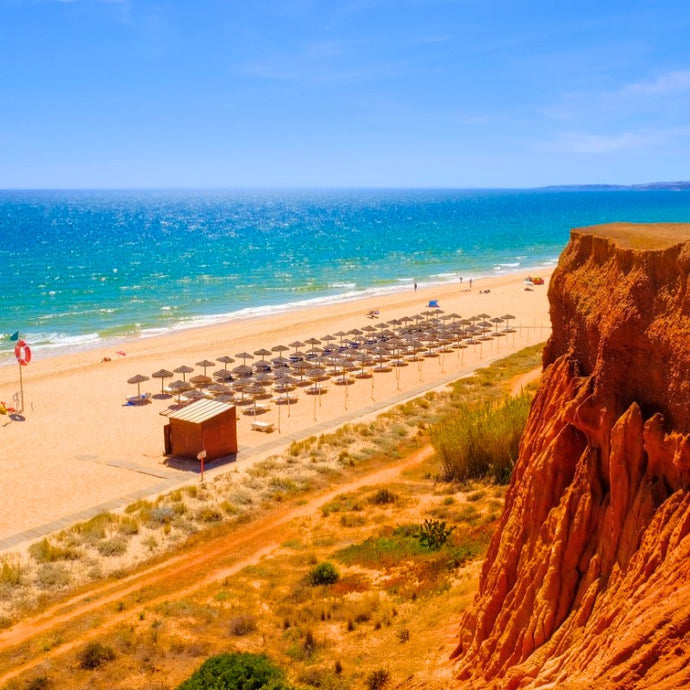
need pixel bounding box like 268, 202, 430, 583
452, 223, 690, 689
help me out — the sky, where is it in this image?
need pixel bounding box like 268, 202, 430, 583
2, 0, 690, 189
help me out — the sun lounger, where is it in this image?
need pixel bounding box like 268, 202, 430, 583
251, 420, 274, 432
273, 394, 298, 404
126, 393, 151, 405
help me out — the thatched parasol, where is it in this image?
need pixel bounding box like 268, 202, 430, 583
189, 374, 212, 388
151, 369, 173, 393
195, 359, 216, 375
127, 374, 150, 396
173, 365, 194, 381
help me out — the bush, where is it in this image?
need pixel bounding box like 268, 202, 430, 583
229, 614, 257, 637
308, 562, 339, 586
431, 393, 532, 484
96, 536, 128, 557
29, 538, 80, 563
0, 557, 23, 586
415, 519, 454, 551
367, 669, 390, 690
177, 652, 291, 689
77, 641, 116, 670
370, 488, 396, 505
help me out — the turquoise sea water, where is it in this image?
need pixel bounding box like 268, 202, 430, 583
2, 188, 690, 364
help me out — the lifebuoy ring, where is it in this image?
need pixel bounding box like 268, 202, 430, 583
15, 339, 31, 366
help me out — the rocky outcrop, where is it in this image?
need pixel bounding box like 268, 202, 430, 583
452, 223, 690, 689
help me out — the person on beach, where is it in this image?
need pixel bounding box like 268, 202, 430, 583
414, 281, 417, 291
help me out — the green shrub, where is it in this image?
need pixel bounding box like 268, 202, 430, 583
308, 562, 339, 586
415, 519, 454, 551
431, 393, 532, 484
77, 641, 116, 670
177, 652, 291, 689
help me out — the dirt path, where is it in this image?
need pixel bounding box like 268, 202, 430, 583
0, 445, 434, 685
509, 366, 542, 395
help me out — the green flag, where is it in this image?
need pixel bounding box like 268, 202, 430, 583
10, 331, 19, 341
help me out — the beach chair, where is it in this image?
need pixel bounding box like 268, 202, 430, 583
251, 420, 275, 433
126, 392, 152, 405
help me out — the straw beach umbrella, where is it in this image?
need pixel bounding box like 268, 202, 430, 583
151, 368, 173, 394
234, 352, 255, 365
173, 365, 194, 381
232, 364, 254, 378
213, 369, 235, 382
207, 382, 231, 395
127, 374, 149, 396
243, 382, 269, 416
189, 374, 212, 388
500, 313, 516, 332
490, 316, 505, 335
216, 355, 235, 369
168, 379, 193, 403
195, 359, 215, 375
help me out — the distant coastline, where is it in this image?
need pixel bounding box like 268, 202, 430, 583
538, 181, 690, 192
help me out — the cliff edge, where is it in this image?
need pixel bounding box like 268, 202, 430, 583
452, 223, 690, 689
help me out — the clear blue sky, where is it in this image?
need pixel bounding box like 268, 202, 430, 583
3, 0, 690, 188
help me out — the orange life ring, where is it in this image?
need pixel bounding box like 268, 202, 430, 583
14, 339, 31, 366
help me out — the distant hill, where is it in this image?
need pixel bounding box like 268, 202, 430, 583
540, 181, 690, 191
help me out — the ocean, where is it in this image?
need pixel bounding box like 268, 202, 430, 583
2, 188, 690, 364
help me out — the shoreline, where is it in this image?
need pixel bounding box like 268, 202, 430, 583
0, 264, 556, 366
0, 269, 553, 548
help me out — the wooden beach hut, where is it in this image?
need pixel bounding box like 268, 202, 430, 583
164, 399, 237, 460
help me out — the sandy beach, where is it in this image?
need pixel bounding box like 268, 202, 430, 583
0, 272, 552, 551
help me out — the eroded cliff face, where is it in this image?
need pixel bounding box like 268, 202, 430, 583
452, 223, 690, 689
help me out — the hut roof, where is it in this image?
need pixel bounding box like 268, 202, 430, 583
168, 398, 234, 423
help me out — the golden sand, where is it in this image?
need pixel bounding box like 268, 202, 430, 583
0, 272, 552, 548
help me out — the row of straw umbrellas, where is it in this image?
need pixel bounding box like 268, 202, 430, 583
127, 309, 518, 419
